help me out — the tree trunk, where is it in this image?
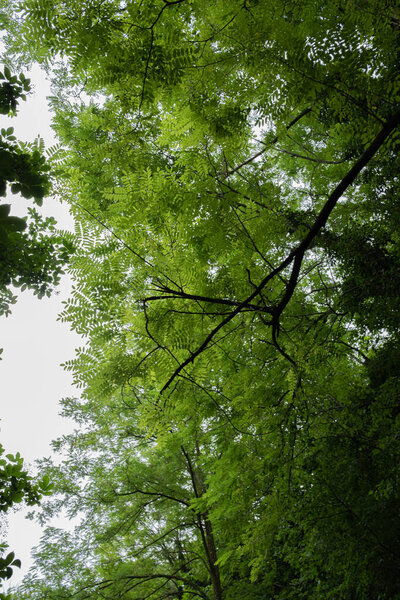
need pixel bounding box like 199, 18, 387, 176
181, 445, 223, 600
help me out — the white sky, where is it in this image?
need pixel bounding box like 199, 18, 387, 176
0, 65, 81, 586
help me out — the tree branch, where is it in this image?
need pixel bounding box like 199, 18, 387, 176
159, 107, 400, 394
226, 106, 312, 176
273, 106, 400, 325
274, 145, 347, 164
144, 287, 272, 313
114, 487, 190, 507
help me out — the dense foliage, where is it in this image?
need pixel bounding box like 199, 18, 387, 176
8, 1, 400, 599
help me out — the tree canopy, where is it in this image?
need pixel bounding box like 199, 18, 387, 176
7, 1, 400, 599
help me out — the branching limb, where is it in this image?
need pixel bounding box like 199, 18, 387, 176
273, 106, 400, 325
159, 107, 400, 394
114, 488, 190, 507
226, 106, 312, 176
144, 287, 272, 313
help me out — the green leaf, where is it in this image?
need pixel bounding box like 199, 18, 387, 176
11, 559, 21, 569
4, 553, 15, 566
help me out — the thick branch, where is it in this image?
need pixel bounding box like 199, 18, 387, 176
274, 106, 400, 321
144, 288, 272, 313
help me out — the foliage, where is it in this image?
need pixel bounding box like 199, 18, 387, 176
0, 63, 73, 317
0, 444, 53, 599
8, 1, 400, 599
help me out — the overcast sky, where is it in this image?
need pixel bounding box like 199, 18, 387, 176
0, 64, 81, 586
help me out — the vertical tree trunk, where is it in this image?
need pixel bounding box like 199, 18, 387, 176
181, 445, 223, 600
203, 516, 223, 600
